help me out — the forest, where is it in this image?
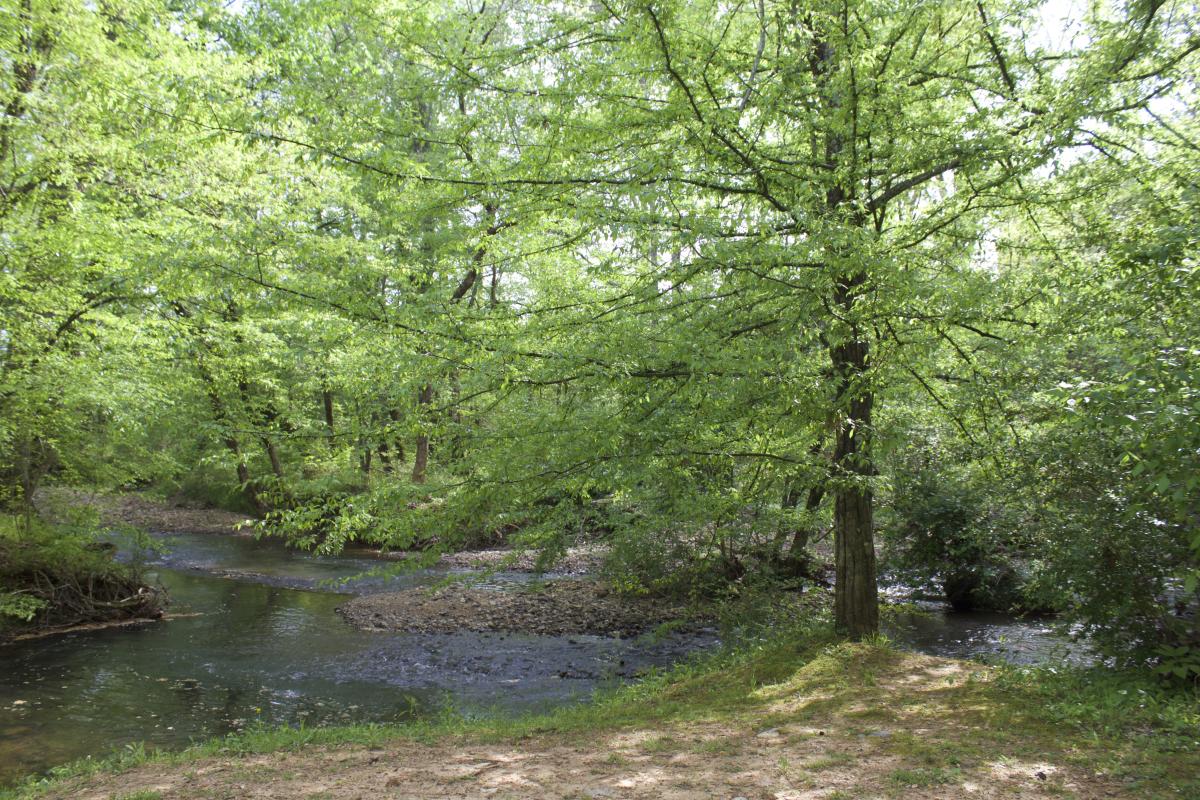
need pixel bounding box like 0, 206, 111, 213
1, 0, 1198, 797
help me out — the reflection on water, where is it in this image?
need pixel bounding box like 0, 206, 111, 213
129, 531, 541, 592
0, 534, 717, 785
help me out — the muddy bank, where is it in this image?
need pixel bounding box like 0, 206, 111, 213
338, 580, 700, 637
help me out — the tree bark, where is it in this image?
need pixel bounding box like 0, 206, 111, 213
829, 307, 878, 639
806, 9, 880, 638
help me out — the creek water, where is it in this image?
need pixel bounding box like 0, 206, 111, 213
0, 532, 1085, 785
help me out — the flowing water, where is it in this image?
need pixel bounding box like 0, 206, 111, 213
0, 533, 717, 784
0, 532, 1087, 785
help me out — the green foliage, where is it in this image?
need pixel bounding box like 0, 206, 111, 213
0, 0, 1196, 662
0, 591, 45, 623
882, 442, 1025, 612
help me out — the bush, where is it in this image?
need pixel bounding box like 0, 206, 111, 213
883, 449, 1023, 612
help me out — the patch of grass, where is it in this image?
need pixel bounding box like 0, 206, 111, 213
803, 752, 854, 771
887, 732, 971, 768
887, 766, 958, 788
691, 736, 742, 755
640, 735, 679, 753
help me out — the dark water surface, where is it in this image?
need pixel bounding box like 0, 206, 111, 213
1, 533, 1086, 785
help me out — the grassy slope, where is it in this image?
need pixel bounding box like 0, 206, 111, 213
5, 629, 1197, 800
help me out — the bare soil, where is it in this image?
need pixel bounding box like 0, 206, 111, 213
338, 580, 698, 637
36, 652, 1134, 800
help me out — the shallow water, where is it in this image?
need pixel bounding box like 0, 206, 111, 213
884, 605, 1093, 666
0, 533, 717, 785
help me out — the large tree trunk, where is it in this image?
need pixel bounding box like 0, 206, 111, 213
829, 294, 878, 639
806, 10, 880, 638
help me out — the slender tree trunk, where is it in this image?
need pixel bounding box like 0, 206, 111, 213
780, 483, 825, 557
322, 389, 335, 447
777, 438, 826, 557
261, 437, 284, 479
411, 384, 432, 483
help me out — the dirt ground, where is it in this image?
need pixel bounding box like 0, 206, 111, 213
34, 652, 1132, 800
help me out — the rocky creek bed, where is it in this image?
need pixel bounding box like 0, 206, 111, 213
337, 579, 701, 637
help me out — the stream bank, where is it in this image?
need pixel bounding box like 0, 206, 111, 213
15, 642, 1196, 800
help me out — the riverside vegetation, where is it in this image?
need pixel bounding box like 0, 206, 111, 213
1, 0, 1199, 796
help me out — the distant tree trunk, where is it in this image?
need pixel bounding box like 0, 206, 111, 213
780, 481, 825, 556
377, 442, 393, 473
777, 438, 826, 557
261, 437, 284, 480
226, 434, 269, 517
322, 389, 335, 447
170, 301, 271, 517
411, 384, 432, 484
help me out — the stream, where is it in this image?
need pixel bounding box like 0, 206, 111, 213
0, 531, 1089, 785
